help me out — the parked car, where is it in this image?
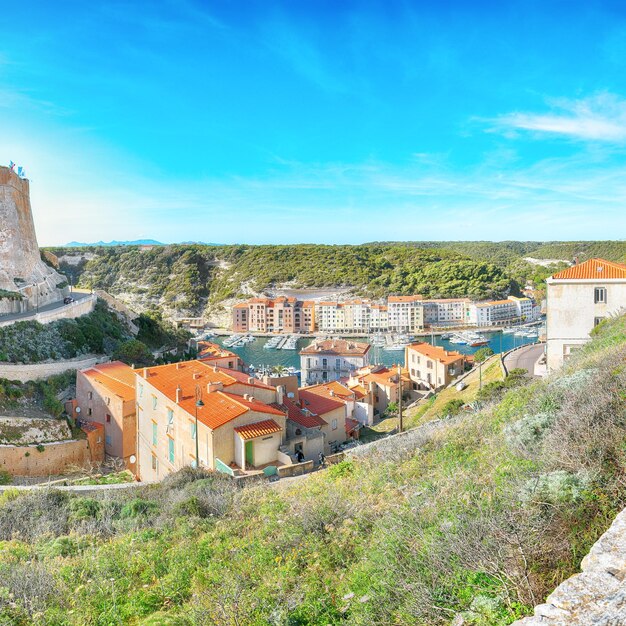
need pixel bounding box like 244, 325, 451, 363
63, 296, 75, 304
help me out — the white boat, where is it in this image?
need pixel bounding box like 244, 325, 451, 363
501, 327, 517, 334
384, 343, 407, 351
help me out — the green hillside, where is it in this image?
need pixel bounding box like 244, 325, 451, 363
1, 315, 625, 625
45, 241, 600, 317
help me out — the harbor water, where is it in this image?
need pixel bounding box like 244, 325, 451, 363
211, 331, 540, 372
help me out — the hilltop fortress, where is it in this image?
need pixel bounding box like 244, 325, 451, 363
0, 165, 68, 314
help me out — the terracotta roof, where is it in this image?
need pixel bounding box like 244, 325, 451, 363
424, 298, 471, 303
388, 295, 423, 302
345, 417, 361, 434
299, 388, 345, 415
406, 342, 465, 365
233, 302, 248, 309
272, 398, 327, 428
304, 380, 355, 401
347, 382, 367, 399
300, 338, 370, 356
197, 341, 239, 360
82, 361, 136, 403
234, 419, 282, 440
475, 299, 516, 308
139, 360, 279, 430
550, 258, 626, 280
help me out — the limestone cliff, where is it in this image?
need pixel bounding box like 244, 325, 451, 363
0, 166, 67, 312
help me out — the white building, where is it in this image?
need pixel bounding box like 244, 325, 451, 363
387, 296, 424, 332
423, 298, 471, 326
469, 296, 540, 327
300, 339, 371, 385
546, 258, 626, 370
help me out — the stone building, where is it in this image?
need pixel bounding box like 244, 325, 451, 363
405, 342, 466, 391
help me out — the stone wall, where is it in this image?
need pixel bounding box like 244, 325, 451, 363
0, 354, 107, 383
0, 294, 97, 328
0, 439, 92, 476
512, 507, 626, 625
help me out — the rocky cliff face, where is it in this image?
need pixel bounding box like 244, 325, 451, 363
512, 508, 626, 625
0, 166, 67, 310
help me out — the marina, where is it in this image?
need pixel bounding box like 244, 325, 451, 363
207, 328, 541, 373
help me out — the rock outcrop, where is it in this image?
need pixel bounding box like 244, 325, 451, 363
512, 508, 626, 625
0, 166, 68, 312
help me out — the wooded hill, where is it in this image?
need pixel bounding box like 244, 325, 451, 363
45, 241, 626, 318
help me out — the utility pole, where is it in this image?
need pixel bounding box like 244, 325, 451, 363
194, 384, 204, 468
397, 363, 403, 433
479, 358, 483, 391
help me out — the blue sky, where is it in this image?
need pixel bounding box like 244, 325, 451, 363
2, 0, 626, 245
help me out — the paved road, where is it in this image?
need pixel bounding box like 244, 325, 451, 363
503, 343, 545, 377
0, 291, 92, 324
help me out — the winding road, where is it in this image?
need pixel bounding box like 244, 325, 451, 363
502, 342, 545, 377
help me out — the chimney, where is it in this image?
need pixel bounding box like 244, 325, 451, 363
213, 365, 218, 372
176, 386, 182, 403
243, 393, 249, 401
193, 372, 200, 380
329, 390, 335, 397
143, 367, 148, 378
207, 381, 223, 393
248, 377, 255, 385
277, 385, 285, 405
176, 362, 181, 370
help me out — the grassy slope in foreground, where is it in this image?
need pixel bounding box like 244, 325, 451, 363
0, 315, 625, 625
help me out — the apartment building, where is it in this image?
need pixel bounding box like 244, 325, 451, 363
135, 360, 287, 481
347, 365, 409, 419
232, 297, 315, 333
469, 296, 540, 327
369, 304, 388, 331
546, 258, 626, 370
300, 339, 370, 385
387, 295, 424, 332
423, 298, 471, 326
405, 342, 466, 391
76, 361, 137, 473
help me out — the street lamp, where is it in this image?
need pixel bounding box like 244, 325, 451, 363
194, 384, 204, 468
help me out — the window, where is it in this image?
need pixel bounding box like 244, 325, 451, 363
105, 435, 111, 446
138, 384, 144, 398
88, 408, 92, 416
152, 395, 158, 409
151, 454, 158, 471
152, 422, 157, 446
191, 421, 197, 440
594, 287, 607, 304
322, 358, 328, 368
427, 360, 433, 369
88, 391, 93, 400
105, 414, 111, 423
332, 419, 338, 430
168, 438, 175, 463
106, 397, 110, 406
594, 316, 605, 327
335, 358, 341, 370
167, 408, 174, 428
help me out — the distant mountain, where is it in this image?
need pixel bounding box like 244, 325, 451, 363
64, 239, 164, 247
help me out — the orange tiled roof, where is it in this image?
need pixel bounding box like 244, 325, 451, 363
234, 419, 282, 440
388, 295, 423, 302
300, 339, 370, 356
551, 258, 626, 280
406, 342, 465, 365
140, 360, 278, 430
299, 388, 345, 415
272, 398, 327, 428
475, 299, 516, 308
233, 302, 249, 309
197, 341, 238, 360
303, 381, 354, 402
82, 361, 136, 402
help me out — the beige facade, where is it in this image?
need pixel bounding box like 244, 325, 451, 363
300, 339, 370, 385
232, 297, 315, 333
76, 361, 137, 473
405, 342, 465, 391
546, 259, 626, 370
387, 296, 424, 332
135, 360, 287, 481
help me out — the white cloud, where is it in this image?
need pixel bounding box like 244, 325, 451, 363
492, 93, 626, 142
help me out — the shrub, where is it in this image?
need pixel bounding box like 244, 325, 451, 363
120, 498, 158, 518
0, 469, 11, 485
441, 398, 465, 418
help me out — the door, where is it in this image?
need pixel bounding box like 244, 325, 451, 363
245, 441, 254, 467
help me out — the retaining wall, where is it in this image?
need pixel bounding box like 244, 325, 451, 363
0, 355, 107, 382
0, 439, 91, 476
